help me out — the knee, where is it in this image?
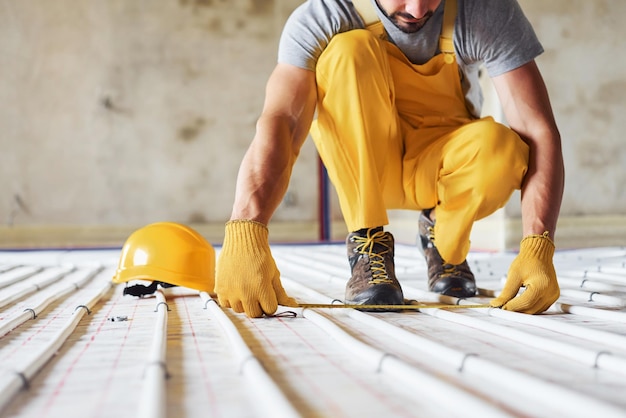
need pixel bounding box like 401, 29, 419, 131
470, 120, 529, 190
441, 120, 529, 207
318, 30, 382, 73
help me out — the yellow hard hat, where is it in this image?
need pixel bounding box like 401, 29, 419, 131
112, 222, 215, 296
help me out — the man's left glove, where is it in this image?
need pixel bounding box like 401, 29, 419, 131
215, 220, 297, 318
490, 232, 560, 314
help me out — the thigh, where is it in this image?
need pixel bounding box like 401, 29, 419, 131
398, 117, 523, 211
398, 124, 457, 210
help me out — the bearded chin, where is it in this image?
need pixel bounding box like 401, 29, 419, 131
390, 11, 433, 33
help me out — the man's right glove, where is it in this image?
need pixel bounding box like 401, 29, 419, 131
215, 220, 297, 318
490, 231, 560, 314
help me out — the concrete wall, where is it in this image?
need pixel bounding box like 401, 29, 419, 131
0, 0, 624, 248
509, 1, 626, 215
1, 0, 304, 225
504, 0, 626, 249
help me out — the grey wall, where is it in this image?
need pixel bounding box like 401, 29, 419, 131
507, 0, 626, 218
1, 0, 624, 246
0, 0, 312, 231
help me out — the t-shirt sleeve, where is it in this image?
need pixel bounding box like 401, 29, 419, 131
458, 0, 544, 77
277, 0, 364, 72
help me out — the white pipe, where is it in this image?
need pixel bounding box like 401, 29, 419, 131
0, 266, 43, 289
0, 265, 20, 274
284, 278, 469, 365
300, 307, 511, 418
556, 248, 626, 259
199, 292, 301, 418
425, 306, 626, 376
0, 265, 76, 309
403, 286, 626, 375
281, 275, 626, 417
559, 289, 625, 307
350, 308, 625, 417
557, 276, 626, 293
597, 266, 626, 275
409, 281, 626, 325
481, 303, 626, 351
0, 266, 104, 338
560, 270, 626, 285
273, 251, 346, 281
137, 291, 169, 418
555, 302, 626, 323
0, 276, 112, 411
276, 246, 626, 292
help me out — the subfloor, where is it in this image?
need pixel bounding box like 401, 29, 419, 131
0, 243, 625, 418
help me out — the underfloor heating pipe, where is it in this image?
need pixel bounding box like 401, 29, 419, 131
557, 276, 626, 293
282, 251, 626, 316
349, 308, 626, 417
275, 251, 626, 339
558, 248, 626, 260
0, 275, 112, 412
437, 278, 626, 322
0, 265, 76, 309
283, 277, 473, 363
0, 265, 20, 274
0, 266, 44, 289
299, 304, 511, 418
282, 276, 626, 418
596, 265, 626, 275
402, 286, 626, 377
276, 246, 626, 284
199, 292, 301, 418
558, 289, 625, 307
275, 248, 626, 316
476, 300, 626, 351
137, 291, 169, 418
274, 251, 348, 281
425, 304, 626, 376
488, 275, 626, 306
0, 266, 105, 337
559, 270, 626, 286
555, 302, 626, 323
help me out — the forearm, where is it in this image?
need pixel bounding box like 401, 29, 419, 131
520, 131, 564, 240
492, 61, 564, 241
230, 116, 298, 224
228, 63, 316, 225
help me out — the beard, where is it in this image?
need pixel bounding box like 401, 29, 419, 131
381, 8, 434, 33
388, 11, 434, 33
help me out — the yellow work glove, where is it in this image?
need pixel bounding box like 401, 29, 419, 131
215, 220, 297, 318
490, 232, 560, 314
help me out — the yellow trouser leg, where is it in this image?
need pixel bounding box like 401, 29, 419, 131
310, 30, 529, 265
409, 119, 529, 264
311, 30, 404, 232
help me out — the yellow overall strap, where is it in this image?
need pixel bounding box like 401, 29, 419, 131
352, 0, 386, 38
440, 0, 457, 54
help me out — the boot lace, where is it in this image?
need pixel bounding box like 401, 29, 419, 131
426, 225, 435, 242
426, 225, 463, 278
352, 230, 394, 284
440, 264, 460, 278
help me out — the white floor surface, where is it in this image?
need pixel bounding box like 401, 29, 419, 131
0, 244, 625, 418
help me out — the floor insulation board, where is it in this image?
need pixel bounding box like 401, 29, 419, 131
0, 244, 625, 418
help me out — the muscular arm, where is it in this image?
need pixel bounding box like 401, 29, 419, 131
492, 60, 564, 239
230, 63, 318, 224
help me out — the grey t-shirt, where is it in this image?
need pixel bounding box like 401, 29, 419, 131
277, 0, 544, 117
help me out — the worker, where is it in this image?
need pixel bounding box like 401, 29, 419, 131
215, 0, 564, 318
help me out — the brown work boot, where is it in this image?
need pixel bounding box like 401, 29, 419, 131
418, 209, 477, 298
345, 227, 404, 308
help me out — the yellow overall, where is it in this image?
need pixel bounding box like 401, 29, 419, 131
310, 0, 529, 264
